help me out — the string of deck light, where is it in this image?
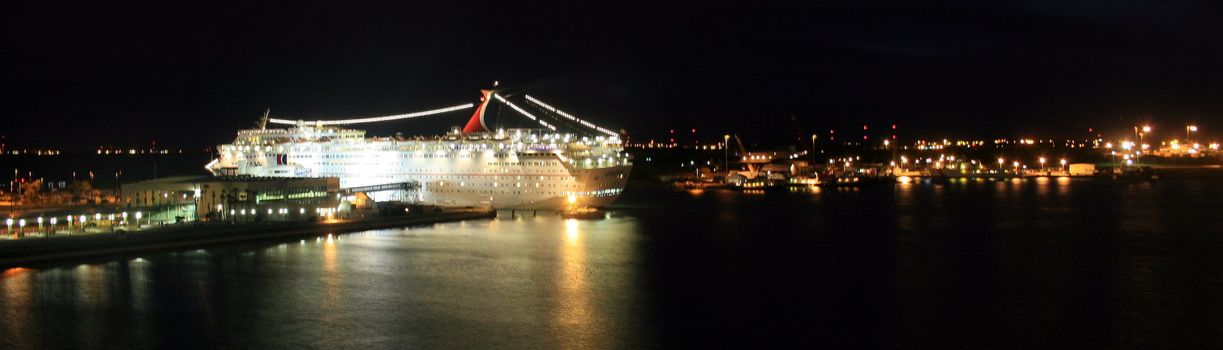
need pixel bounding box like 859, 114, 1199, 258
523, 95, 618, 137
493, 93, 557, 131
267, 103, 474, 126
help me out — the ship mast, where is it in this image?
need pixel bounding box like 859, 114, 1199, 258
258, 108, 270, 130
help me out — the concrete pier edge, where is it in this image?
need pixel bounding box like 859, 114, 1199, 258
0, 210, 497, 267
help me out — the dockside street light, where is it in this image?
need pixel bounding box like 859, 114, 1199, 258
809, 133, 818, 166
725, 134, 732, 172
1134, 125, 1150, 164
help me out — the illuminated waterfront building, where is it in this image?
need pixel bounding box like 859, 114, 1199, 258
121, 175, 341, 223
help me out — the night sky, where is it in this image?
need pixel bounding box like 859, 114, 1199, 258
3, 0, 1221, 148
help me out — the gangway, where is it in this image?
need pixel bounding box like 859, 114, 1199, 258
339, 181, 420, 195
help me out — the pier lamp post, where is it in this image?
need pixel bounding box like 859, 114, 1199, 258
1038, 157, 1046, 171
37, 216, 42, 236
809, 134, 818, 166
135, 211, 143, 228
5, 218, 12, 236
1135, 126, 1150, 164
724, 134, 731, 173
49, 217, 56, 236
1187, 125, 1198, 142
18, 219, 25, 237
997, 158, 1005, 174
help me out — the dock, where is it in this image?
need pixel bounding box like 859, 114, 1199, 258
0, 209, 496, 267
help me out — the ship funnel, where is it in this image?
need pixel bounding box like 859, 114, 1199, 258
462, 89, 494, 134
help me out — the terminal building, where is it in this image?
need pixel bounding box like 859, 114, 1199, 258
121, 176, 341, 224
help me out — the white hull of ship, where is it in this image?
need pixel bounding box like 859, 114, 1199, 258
210, 141, 631, 209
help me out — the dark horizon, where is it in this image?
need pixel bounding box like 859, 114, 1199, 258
3, 1, 1221, 148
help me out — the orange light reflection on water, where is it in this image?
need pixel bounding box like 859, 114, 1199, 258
1, 267, 34, 347
557, 218, 598, 347
2, 267, 30, 278
565, 219, 580, 242
320, 233, 350, 339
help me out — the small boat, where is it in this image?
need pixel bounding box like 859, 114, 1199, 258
562, 207, 605, 220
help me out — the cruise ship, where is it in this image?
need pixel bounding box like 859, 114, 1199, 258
205, 88, 632, 209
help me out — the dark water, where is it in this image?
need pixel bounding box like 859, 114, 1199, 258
3, 178, 1223, 348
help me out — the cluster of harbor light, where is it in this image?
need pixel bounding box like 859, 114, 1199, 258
96, 148, 177, 155
828, 156, 862, 166
745, 155, 772, 161
1, 148, 62, 156
884, 154, 1071, 173
1099, 124, 1220, 163
4, 211, 146, 235
1, 204, 357, 236
217, 204, 338, 216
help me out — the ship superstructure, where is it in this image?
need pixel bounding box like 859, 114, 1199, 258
205, 87, 631, 209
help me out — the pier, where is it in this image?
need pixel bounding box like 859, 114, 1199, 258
0, 209, 495, 267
